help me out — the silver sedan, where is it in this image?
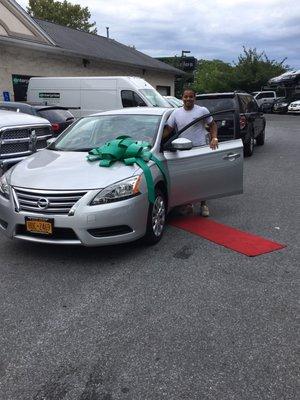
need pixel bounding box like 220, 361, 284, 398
0, 108, 243, 246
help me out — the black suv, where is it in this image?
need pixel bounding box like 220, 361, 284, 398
0, 102, 75, 136
195, 92, 266, 157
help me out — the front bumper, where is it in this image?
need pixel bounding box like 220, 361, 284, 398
0, 190, 149, 246
288, 108, 300, 113
273, 106, 288, 113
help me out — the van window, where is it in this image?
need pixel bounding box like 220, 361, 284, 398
121, 90, 147, 107
133, 92, 147, 107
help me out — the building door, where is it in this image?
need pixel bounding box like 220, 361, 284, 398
12, 74, 35, 101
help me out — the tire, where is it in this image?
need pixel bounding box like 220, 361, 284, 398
256, 127, 265, 146
243, 133, 254, 157
144, 188, 167, 245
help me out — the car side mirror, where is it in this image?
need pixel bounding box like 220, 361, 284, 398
171, 138, 193, 150
47, 137, 57, 146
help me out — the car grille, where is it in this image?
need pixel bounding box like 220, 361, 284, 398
16, 225, 78, 240
2, 129, 30, 140
1, 142, 29, 155
14, 187, 87, 214
0, 126, 52, 158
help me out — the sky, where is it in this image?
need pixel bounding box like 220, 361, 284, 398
17, 0, 300, 69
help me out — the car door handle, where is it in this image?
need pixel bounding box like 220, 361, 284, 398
223, 153, 241, 161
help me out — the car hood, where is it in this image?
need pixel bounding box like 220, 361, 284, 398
0, 110, 50, 127
289, 101, 300, 106
9, 149, 140, 190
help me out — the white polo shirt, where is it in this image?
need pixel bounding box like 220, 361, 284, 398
167, 105, 213, 146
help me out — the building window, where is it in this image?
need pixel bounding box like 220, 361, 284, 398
156, 86, 171, 96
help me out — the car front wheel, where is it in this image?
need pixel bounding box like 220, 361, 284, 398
144, 189, 166, 245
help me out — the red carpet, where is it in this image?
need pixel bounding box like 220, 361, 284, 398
169, 216, 286, 256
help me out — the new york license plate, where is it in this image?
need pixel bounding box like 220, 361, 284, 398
25, 217, 54, 235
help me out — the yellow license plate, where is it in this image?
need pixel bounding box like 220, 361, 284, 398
25, 218, 53, 235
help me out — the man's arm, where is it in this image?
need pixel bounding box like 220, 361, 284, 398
162, 125, 174, 140
208, 120, 218, 150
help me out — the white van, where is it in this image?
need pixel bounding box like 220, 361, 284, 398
27, 76, 171, 118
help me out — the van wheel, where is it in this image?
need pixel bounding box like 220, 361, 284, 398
256, 128, 265, 146
244, 133, 254, 157
144, 189, 166, 245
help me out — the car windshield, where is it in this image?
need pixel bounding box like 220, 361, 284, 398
139, 89, 171, 107
195, 97, 236, 112
51, 114, 162, 151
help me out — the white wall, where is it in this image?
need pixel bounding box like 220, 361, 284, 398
0, 44, 175, 100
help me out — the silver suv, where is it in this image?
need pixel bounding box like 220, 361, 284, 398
0, 110, 52, 173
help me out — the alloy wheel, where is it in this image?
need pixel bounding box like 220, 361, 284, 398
151, 195, 166, 237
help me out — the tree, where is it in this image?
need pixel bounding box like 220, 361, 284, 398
193, 59, 235, 94
192, 48, 289, 94
27, 0, 97, 34
233, 47, 288, 92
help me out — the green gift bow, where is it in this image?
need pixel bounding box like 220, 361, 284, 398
87, 136, 169, 203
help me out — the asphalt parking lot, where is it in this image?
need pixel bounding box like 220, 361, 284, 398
0, 114, 299, 400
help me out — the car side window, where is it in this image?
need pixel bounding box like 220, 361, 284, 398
238, 96, 248, 113
239, 96, 254, 113
249, 99, 259, 112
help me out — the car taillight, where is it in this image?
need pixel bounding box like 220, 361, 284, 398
240, 115, 247, 130
51, 123, 60, 132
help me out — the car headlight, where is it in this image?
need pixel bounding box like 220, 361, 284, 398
0, 174, 10, 199
90, 176, 142, 205
281, 103, 288, 106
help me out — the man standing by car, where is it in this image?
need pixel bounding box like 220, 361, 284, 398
164, 88, 218, 217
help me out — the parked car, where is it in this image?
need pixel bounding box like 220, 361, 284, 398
196, 92, 266, 157
272, 97, 290, 113
0, 108, 243, 246
0, 110, 52, 173
288, 100, 300, 114
252, 91, 277, 107
0, 102, 75, 136
272, 95, 300, 114
163, 96, 183, 107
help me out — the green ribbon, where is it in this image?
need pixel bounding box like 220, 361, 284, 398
87, 136, 168, 203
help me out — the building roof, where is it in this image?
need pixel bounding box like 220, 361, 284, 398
34, 19, 182, 76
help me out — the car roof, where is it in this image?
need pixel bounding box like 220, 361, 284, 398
0, 110, 51, 126
0, 101, 71, 111
196, 92, 250, 98
89, 107, 171, 117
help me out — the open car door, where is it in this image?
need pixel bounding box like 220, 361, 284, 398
163, 109, 243, 208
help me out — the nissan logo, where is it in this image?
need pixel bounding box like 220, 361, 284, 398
37, 197, 50, 209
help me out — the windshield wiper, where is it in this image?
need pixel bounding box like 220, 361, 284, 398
54, 148, 92, 152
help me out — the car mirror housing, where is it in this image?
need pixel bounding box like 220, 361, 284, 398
171, 138, 193, 151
